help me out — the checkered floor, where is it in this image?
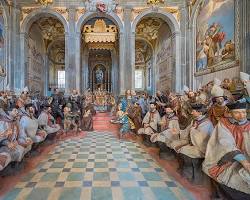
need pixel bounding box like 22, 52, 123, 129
4, 132, 194, 200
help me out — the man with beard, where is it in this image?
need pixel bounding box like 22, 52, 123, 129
208, 84, 229, 126
19, 103, 47, 144
203, 102, 250, 199
138, 93, 148, 118
50, 88, 65, 124
68, 89, 82, 113
155, 91, 168, 117
38, 104, 61, 136
150, 104, 180, 160
138, 102, 161, 147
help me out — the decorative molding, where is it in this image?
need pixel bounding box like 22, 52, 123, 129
131, 7, 149, 21
84, 0, 118, 13
35, 0, 53, 6
53, 7, 68, 21
20, 7, 38, 24
75, 7, 85, 22
115, 6, 124, 22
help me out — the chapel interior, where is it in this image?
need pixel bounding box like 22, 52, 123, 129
0, 0, 250, 200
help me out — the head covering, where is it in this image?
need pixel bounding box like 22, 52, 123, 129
190, 103, 206, 112
22, 86, 29, 94
149, 101, 157, 106
240, 72, 250, 82
227, 102, 247, 110
24, 103, 33, 110
211, 85, 224, 97
183, 85, 190, 93
214, 78, 221, 86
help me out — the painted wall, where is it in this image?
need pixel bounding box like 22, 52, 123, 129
27, 24, 45, 94
155, 23, 172, 92
0, 11, 4, 67
196, 0, 235, 72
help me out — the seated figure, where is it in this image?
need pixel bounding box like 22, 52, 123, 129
0, 108, 27, 166
117, 110, 131, 139
81, 104, 94, 131
138, 102, 161, 147
38, 104, 60, 135
19, 103, 47, 144
171, 103, 213, 183
150, 104, 180, 160
203, 102, 250, 199
63, 106, 79, 132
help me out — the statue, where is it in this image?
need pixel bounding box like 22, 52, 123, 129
95, 67, 104, 84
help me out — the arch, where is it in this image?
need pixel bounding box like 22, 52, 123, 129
20, 8, 69, 34
131, 8, 181, 93
76, 11, 124, 34
131, 9, 180, 35
76, 11, 124, 95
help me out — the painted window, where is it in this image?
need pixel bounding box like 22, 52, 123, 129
58, 70, 65, 88
135, 69, 143, 89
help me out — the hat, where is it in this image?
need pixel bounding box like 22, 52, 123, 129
149, 101, 157, 106
240, 72, 250, 81
190, 103, 206, 112
164, 103, 172, 109
41, 103, 51, 110
183, 85, 190, 93
211, 85, 224, 97
226, 102, 247, 110
22, 86, 29, 94
24, 103, 33, 110
214, 78, 222, 86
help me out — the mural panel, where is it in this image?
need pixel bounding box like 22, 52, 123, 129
0, 12, 4, 65
196, 0, 235, 73
156, 37, 172, 91
27, 38, 44, 94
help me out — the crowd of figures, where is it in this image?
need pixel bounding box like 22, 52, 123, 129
0, 72, 250, 200
111, 72, 250, 200
0, 87, 116, 176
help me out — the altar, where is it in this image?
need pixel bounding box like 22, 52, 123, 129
94, 89, 108, 112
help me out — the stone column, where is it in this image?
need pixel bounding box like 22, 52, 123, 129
130, 31, 136, 91
123, 8, 133, 92
65, 7, 76, 95
172, 31, 181, 93
44, 54, 49, 96
75, 32, 81, 92
19, 32, 29, 90
119, 32, 126, 95
179, 5, 188, 88
239, 0, 250, 73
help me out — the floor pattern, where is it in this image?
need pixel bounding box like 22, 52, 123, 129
3, 132, 195, 200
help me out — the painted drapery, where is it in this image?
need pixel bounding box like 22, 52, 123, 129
0, 12, 4, 66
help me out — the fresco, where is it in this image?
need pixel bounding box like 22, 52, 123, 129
0, 12, 4, 66
196, 0, 235, 72
27, 38, 44, 94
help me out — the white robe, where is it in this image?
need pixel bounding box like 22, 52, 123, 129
203, 119, 250, 194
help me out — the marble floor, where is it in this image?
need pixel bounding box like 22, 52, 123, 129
3, 131, 195, 200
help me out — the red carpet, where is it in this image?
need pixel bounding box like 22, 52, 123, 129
93, 112, 119, 132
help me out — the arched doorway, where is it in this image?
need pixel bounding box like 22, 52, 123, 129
80, 17, 119, 94
76, 12, 124, 95
132, 10, 181, 94
20, 10, 68, 95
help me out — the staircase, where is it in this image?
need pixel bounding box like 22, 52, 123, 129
93, 112, 118, 132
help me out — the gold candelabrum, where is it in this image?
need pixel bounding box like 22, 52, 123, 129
35, 0, 53, 6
